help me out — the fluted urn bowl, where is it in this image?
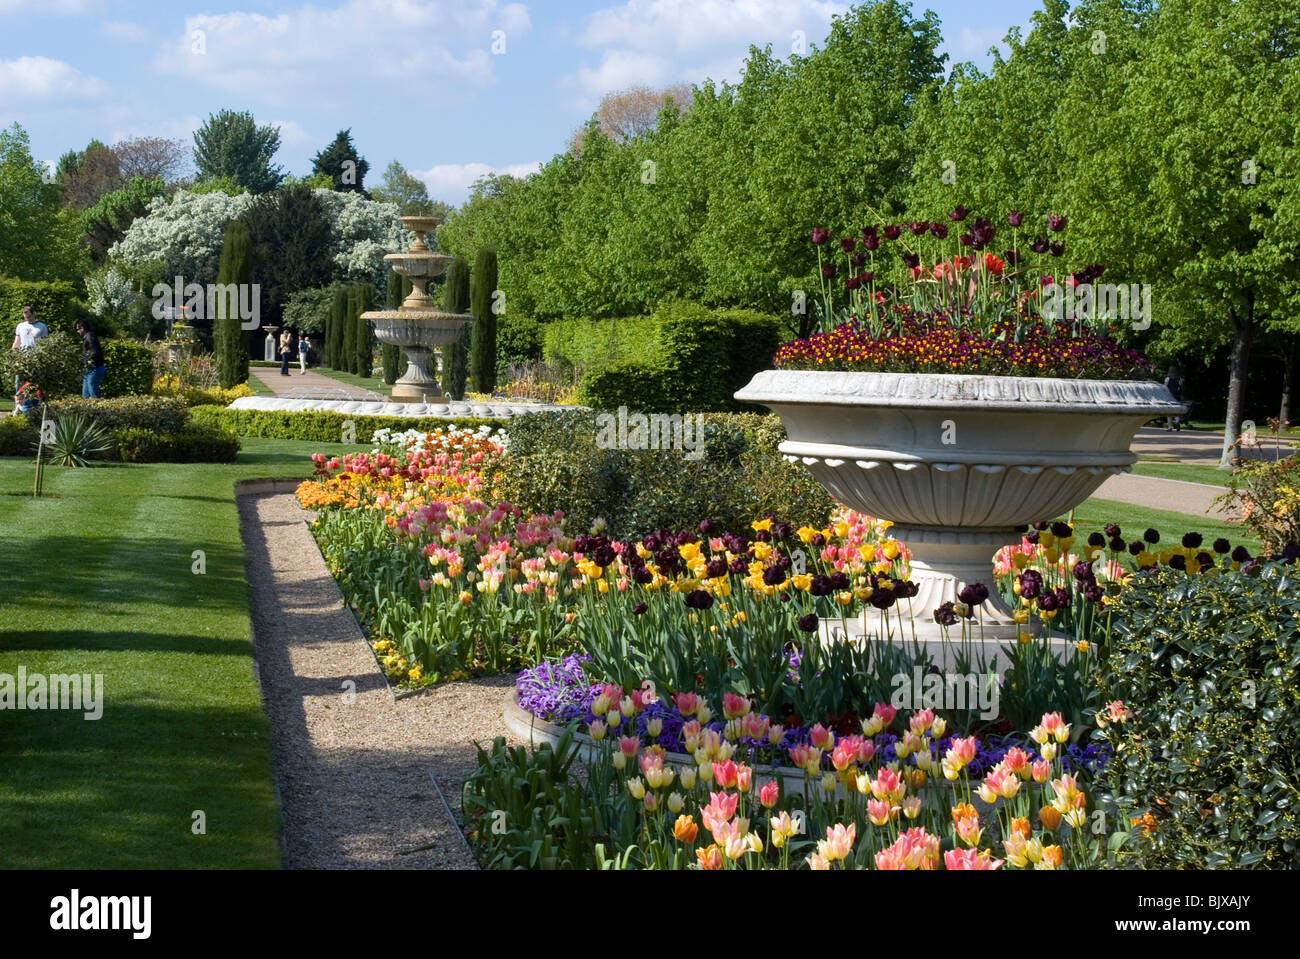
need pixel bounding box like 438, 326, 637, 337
365, 310, 472, 402
734, 369, 1185, 637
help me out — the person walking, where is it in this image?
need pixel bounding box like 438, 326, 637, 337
11, 305, 48, 396
297, 333, 310, 374
279, 329, 292, 376
75, 319, 105, 398
1163, 365, 1185, 431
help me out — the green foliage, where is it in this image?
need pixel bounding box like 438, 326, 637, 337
0, 278, 83, 340
186, 404, 496, 443
192, 110, 284, 194
327, 286, 347, 369
311, 129, 369, 193
189, 175, 248, 196
1216, 451, 1300, 555
0, 415, 35, 457
470, 247, 498, 392
575, 301, 783, 412
493, 409, 835, 539
543, 314, 659, 373
214, 219, 252, 390
100, 339, 155, 398
342, 285, 358, 374
45, 414, 115, 467
1098, 561, 1300, 868
116, 424, 240, 463
241, 184, 335, 328
496, 314, 544, 373
442, 256, 471, 399
0, 123, 88, 282
281, 283, 341, 336
381, 269, 408, 384
370, 160, 452, 218
352, 283, 376, 377
0, 330, 82, 398
48, 395, 189, 434
81, 176, 167, 266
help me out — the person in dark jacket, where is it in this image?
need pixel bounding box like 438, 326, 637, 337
75, 319, 105, 398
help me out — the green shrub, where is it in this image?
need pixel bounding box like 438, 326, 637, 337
0, 414, 36, 457
442, 256, 470, 399
0, 330, 82, 398
0, 277, 85, 340
470, 246, 498, 393
116, 424, 241, 463
282, 284, 341, 336
214, 219, 252, 390
1215, 451, 1300, 556
187, 405, 499, 443
1097, 561, 1300, 868
47, 395, 189, 434
543, 314, 659, 373
575, 301, 783, 413
493, 409, 834, 539
100, 339, 155, 398
497, 314, 544, 375
46, 414, 115, 467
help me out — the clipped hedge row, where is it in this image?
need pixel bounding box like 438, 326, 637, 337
117, 425, 241, 463
188, 405, 501, 443
493, 409, 834, 540
543, 314, 660, 372
0, 277, 85, 340
47, 395, 190, 433
576, 301, 783, 413
0, 415, 35, 457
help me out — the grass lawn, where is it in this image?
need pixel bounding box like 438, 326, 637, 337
245, 374, 276, 397
312, 367, 393, 397
1060, 496, 1259, 554
1132, 461, 1233, 487
0, 436, 368, 868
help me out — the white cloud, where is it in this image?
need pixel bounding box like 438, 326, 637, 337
564, 0, 847, 104
950, 26, 1011, 61
0, 56, 110, 105
102, 20, 152, 44
155, 0, 530, 106
269, 119, 313, 153
412, 160, 541, 204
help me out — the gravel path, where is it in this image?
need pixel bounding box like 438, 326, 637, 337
250, 366, 379, 398
1091, 473, 1236, 521
238, 487, 520, 869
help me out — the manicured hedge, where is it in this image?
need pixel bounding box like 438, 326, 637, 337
47, 395, 190, 433
0, 415, 35, 457
543, 314, 660, 371
101, 339, 155, 398
116, 425, 241, 463
575, 301, 783, 412
0, 277, 85, 340
188, 405, 500, 443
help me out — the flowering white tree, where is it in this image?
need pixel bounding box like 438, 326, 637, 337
313, 188, 405, 291
110, 189, 256, 283
85, 265, 146, 333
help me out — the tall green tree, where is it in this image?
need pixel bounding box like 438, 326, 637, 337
193, 110, 284, 194
0, 123, 86, 282
441, 256, 470, 398
469, 247, 498, 393
328, 286, 348, 368
371, 160, 452, 218
342, 285, 358, 374
381, 268, 408, 383
82, 176, 168, 266
353, 283, 376, 376
240, 184, 335, 327
214, 220, 253, 389
311, 129, 370, 194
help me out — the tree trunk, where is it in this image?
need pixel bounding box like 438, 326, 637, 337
1219, 295, 1253, 470
1279, 335, 1294, 430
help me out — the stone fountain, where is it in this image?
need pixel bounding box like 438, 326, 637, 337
361, 216, 472, 403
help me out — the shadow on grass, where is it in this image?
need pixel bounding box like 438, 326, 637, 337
0, 629, 255, 657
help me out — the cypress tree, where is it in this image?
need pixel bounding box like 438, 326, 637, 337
215, 219, 252, 389
381, 270, 406, 384
469, 246, 498, 394
354, 282, 376, 377
441, 255, 470, 399
328, 286, 347, 368
342, 285, 358, 374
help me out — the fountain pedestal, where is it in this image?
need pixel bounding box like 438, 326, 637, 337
361, 216, 473, 403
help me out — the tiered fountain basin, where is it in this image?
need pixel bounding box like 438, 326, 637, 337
226, 395, 576, 418
735, 369, 1185, 643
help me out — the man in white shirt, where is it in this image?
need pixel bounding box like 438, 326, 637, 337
11, 305, 49, 399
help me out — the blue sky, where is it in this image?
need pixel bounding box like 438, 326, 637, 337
0, 0, 1043, 204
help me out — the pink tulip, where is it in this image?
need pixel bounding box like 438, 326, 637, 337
722, 692, 751, 719
809, 723, 835, 751
758, 780, 780, 808
674, 691, 699, 716
619, 736, 640, 758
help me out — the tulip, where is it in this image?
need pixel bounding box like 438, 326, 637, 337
810, 228, 830, 245
667, 791, 684, 814
678, 766, 697, 790
673, 814, 697, 842
867, 798, 893, 826
820, 823, 856, 861
736, 765, 753, 794
713, 759, 738, 789
1007, 210, 1023, 227
807, 853, 831, 871
809, 723, 835, 751
619, 736, 639, 758
758, 780, 779, 808
1047, 213, 1067, 232
1032, 760, 1050, 783
588, 719, 607, 741
1039, 805, 1062, 830
722, 692, 751, 719
696, 844, 723, 870
627, 777, 646, 800
611, 751, 626, 771
821, 772, 837, 793
945, 848, 1003, 870
698, 761, 714, 784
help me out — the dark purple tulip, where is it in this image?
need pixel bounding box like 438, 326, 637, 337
845, 275, 861, 290
1143, 528, 1160, 544
810, 533, 826, 548
839, 236, 857, 253
728, 558, 748, 575
1212, 538, 1230, 554
930, 222, 949, 239
1195, 551, 1214, 568
850, 252, 867, 267
934, 602, 957, 627
902, 253, 920, 269
883, 224, 902, 240
763, 565, 785, 586
1181, 532, 1203, 549
973, 216, 991, 230
1025, 529, 1040, 545
1033, 521, 1049, 531
1230, 545, 1251, 563
1087, 532, 1105, 547
862, 233, 880, 251
705, 557, 728, 578
959, 233, 972, 247
1048, 214, 1067, 232
698, 518, 717, 535
1108, 536, 1125, 552
684, 589, 714, 610
1030, 237, 1049, 254
798, 613, 819, 632
871, 587, 897, 609
811, 228, 831, 245
774, 522, 792, 541
861, 225, 879, 239
1128, 541, 1143, 556
822, 264, 839, 279
1037, 592, 1056, 611
1019, 570, 1042, 599
1007, 211, 1023, 227
958, 582, 988, 605
1048, 241, 1065, 257
632, 602, 648, 615
1073, 560, 1095, 580
949, 205, 970, 221
908, 221, 929, 236
809, 575, 832, 597
1003, 249, 1020, 266
857, 271, 874, 284
1169, 554, 1186, 570
633, 566, 653, 585
1084, 584, 1103, 603
829, 571, 850, 590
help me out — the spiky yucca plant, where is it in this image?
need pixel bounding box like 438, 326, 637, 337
46, 415, 114, 467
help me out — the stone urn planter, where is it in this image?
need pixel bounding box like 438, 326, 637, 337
734, 370, 1185, 639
